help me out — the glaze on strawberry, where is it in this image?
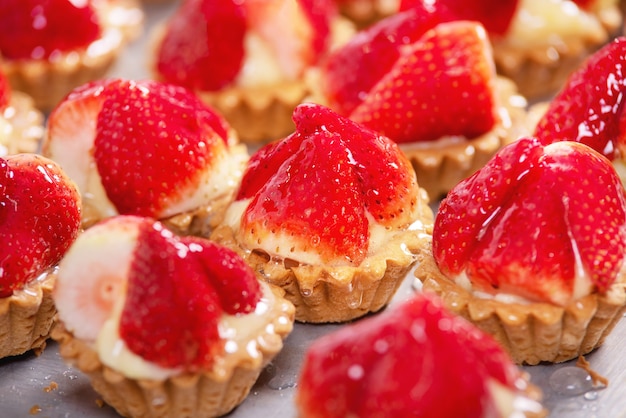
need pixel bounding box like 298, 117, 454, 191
54, 215, 267, 372
228, 103, 422, 266
0, 154, 81, 297
433, 138, 626, 306
296, 293, 544, 418
156, 0, 336, 91
0, 0, 101, 60
534, 37, 626, 162
43, 78, 248, 224
319, 14, 498, 144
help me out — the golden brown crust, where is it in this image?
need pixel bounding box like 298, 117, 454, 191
0, 0, 143, 111
0, 91, 44, 156
0, 271, 56, 358
414, 246, 626, 365
52, 285, 295, 418
212, 195, 434, 323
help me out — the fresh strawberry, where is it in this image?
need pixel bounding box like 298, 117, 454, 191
534, 37, 626, 161
433, 138, 626, 305
296, 293, 536, 418
399, 0, 519, 35
156, 0, 246, 91
0, 69, 10, 110
347, 21, 498, 144
0, 154, 81, 297
238, 103, 420, 265
0, 0, 101, 60
54, 215, 263, 369
44, 78, 236, 220
320, 8, 441, 115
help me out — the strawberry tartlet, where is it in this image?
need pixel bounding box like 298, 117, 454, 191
0, 68, 44, 156
42, 78, 249, 236
0, 0, 143, 111
212, 103, 433, 323
0, 154, 81, 358
52, 215, 295, 418
398, 0, 622, 100
152, 0, 354, 144
296, 293, 546, 418
416, 137, 626, 365
308, 13, 528, 199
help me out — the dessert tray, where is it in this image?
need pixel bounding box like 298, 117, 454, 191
1, 2, 625, 417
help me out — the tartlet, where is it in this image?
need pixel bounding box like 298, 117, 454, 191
0, 68, 44, 156
212, 103, 433, 323
42, 78, 248, 235
0, 0, 143, 111
308, 12, 528, 199
297, 293, 546, 418
152, 0, 354, 144
0, 154, 81, 358
416, 137, 626, 365
52, 215, 295, 418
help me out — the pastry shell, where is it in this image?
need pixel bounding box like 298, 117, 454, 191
0, 91, 44, 156
52, 284, 295, 418
415, 246, 626, 365
0, 271, 56, 359
212, 197, 434, 324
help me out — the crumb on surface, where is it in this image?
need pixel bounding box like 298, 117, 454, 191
576, 355, 609, 388
29, 404, 42, 415
96, 399, 105, 408
43, 381, 58, 393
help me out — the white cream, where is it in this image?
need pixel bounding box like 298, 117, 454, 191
96, 281, 280, 380
487, 378, 545, 418
504, 0, 611, 47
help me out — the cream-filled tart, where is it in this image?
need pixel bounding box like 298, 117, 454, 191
0, 0, 143, 111
297, 293, 546, 418
0, 154, 81, 359
52, 215, 295, 418
42, 78, 248, 235
152, 0, 354, 144
308, 12, 529, 199
212, 103, 433, 323
415, 137, 626, 365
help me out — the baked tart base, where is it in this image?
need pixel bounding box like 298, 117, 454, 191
52, 284, 295, 418
0, 271, 57, 359
415, 247, 626, 365
212, 197, 434, 324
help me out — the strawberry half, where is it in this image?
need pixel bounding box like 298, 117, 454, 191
0, 154, 81, 297
534, 37, 626, 161
44, 78, 237, 220
337, 20, 498, 144
54, 215, 262, 370
0, 0, 101, 60
296, 293, 537, 418
433, 137, 626, 306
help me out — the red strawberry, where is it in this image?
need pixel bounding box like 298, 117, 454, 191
348, 20, 498, 144
0, 69, 10, 110
54, 215, 263, 369
296, 293, 539, 418
433, 138, 626, 305
534, 37, 626, 161
399, 0, 519, 35
237, 104, 420, 265
0, 0, 101, 60
320, 8, 442, 115
0, 154, 81, 297
156, 0, 246, 91
44, 78, 237, 220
